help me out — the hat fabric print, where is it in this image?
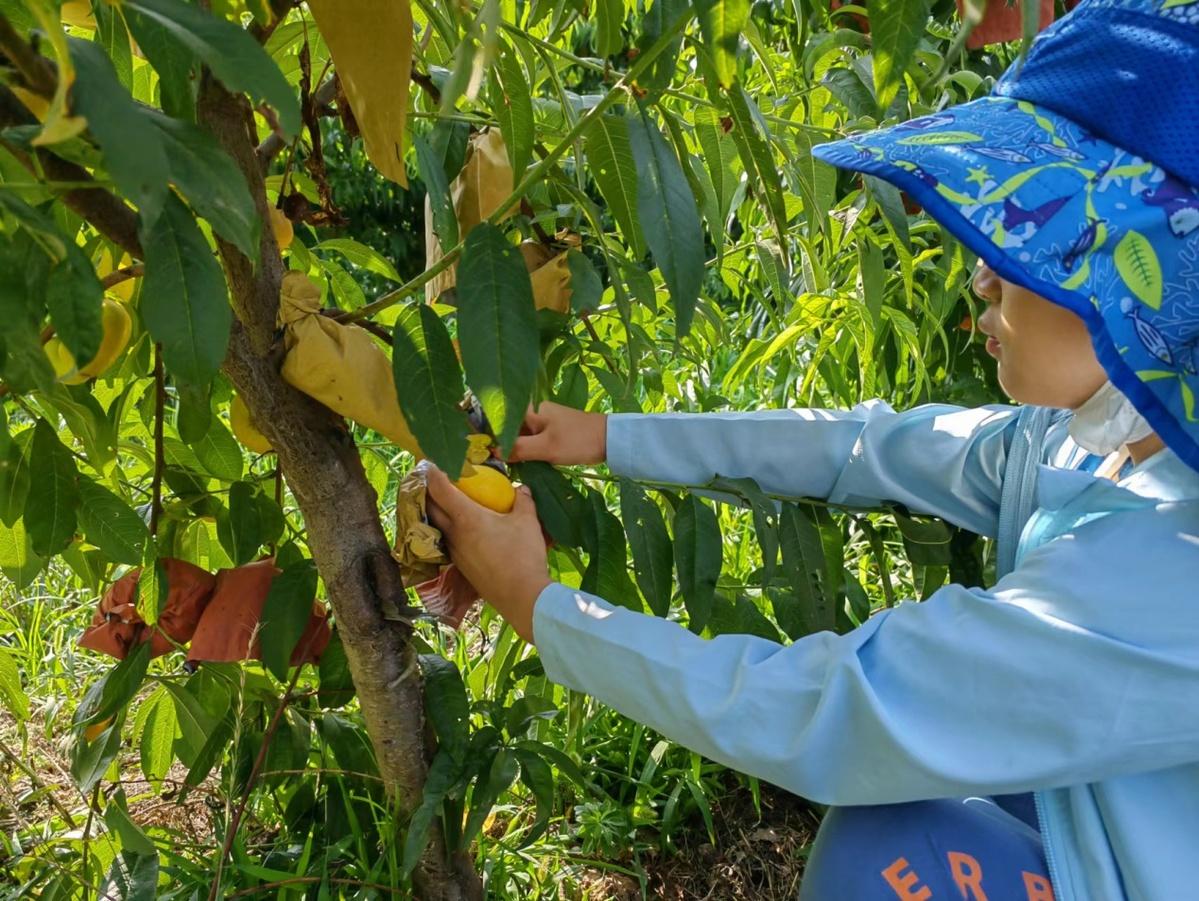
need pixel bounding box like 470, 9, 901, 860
814, 0, 1199, 472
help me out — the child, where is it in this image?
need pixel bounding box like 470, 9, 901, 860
427, 0, 1199, 896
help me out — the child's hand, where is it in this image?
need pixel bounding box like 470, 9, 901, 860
425, 466, 551, 643
509, 402, 607, 466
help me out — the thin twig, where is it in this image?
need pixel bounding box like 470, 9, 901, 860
207, 632, 320, 901
149, 345, 165, 538
101, 263, 144, 289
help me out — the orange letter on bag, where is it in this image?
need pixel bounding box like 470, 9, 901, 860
947, 851, 989, 900
881, 857, 933, 901
1023, 871, 1056, 901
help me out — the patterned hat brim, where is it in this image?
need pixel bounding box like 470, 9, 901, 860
814, 96, 1199, 473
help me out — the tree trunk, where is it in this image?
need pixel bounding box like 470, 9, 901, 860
195, 78, 481, 900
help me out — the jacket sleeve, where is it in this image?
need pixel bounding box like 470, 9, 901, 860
532, 503, 1199, 804
606, 401, 1021, 537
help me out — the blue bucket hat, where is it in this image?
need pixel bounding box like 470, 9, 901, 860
813, 0, 1199, 472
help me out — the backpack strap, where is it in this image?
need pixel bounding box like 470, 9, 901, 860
995, 405, 1054, 580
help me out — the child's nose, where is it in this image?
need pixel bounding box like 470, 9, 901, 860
971, 260, 1002, 304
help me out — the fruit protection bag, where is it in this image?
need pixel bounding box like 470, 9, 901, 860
78, 558, 216, 659
425, 128, 515, 301
520, 241, 574, 314
278, 271, 422, 456
187, 559, 330, 666
394, 459, 484, 628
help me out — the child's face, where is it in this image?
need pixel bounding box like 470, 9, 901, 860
973, 261, 1107, 409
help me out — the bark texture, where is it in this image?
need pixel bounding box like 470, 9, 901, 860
195, 78, 481, 900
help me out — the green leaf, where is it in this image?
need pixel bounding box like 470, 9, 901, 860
0, 516, 44, 588
317, 630, 356, 708
71, 710, 123, 791
147, 111, 260, 260
136, 686, 176, 781
0, 431, 31, 528
517, 461, 588, 548
620, 480, 673, 617
627, 112, 704, 336
1114, 229, 1162, 310
725, 86, 789, 249
415, 134, 459, 250
121, 0, 299, 136
24, 419, 79, 557
0, 647, 28, 722
105, 794, 156, 856
68, 38, 169, 226
123, 1, 197, 120
100, 852, 159, 901
162, 680, 217, 768
584, 115, 646, 257
315, 237, 403, 283
139, 192, 233, 386
709, 594, 780, 641
867, 0, 931, 110
393, 303, 469, 478
894, 509, 953, 566
137, 551, 167, 628
672, 494, 721, 631
456, 223, 540, 455
420, 654, 471, 761
77, 641, 152, 728
864, 174, 911, 250
77, 476, 150, 565
566, 250, 603, 314
695, 0, 749, 88
795, 133, 838, 238
778, 503, 834, 636
581, 491, 639, 611
217, 481, 265, 566
492, 44, 534, 179
260, 558, 318, 681
464, 751, 520, 851
694, 108, 738, 237
190, 415, 243, 482
594, 0, 625, 57
512, 747, 554, 845
637, 0, 690, 95
822, 67, 878, 119
176, 382, 212, 443
402, 749, 469, 876
707, 476, 780, 587
184, 709, 235, 787
429, 117, 471, 183
94, 0, 134, 90
45, 248, 104, 368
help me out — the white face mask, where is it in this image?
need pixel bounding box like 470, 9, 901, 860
1067, 380, 1154, 456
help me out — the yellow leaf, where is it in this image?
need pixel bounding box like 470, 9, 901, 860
307, 0, 413, 187
26, 0, 89, 147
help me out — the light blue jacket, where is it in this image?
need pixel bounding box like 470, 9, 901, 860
531, 402, 1199, 901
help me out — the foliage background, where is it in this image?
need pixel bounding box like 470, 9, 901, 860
0, 0, 1032, 896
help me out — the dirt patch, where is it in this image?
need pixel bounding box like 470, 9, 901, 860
646, 786, 819, 901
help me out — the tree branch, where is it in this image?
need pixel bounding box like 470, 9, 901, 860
0, 86, 143, 257
257, 76, 338, 172
0, 13, 56, 97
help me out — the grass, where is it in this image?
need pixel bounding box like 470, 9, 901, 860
0, 546, 829, 899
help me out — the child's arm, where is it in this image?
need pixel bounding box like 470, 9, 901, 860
531, 501, 1199, 803
518, 400, 1036, 539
